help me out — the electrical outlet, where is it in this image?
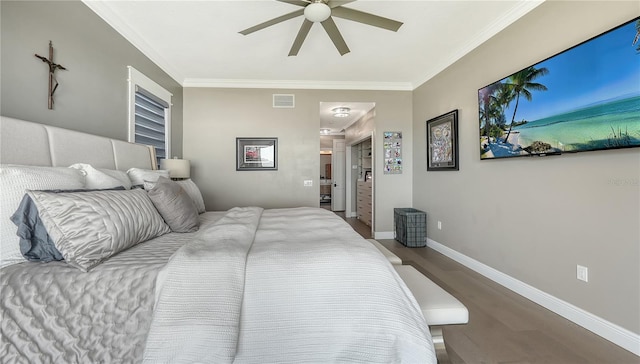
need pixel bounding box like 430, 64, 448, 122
577, 265, 589, 282
437, 221, 442, 230
303, 180, 313, 187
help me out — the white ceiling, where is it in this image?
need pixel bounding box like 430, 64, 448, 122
83, 0, 543, 132
320, 101, 375, 134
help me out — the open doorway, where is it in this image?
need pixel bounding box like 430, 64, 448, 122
319, 102, 375, 213
319, 149, 332, 208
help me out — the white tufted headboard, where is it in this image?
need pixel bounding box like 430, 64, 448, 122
0, 116, 156, 170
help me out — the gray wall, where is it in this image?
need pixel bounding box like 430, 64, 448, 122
183, 88, 413, 231
412, 1, 639, 333
1, 0, 183, 156
319, 134, 344, 150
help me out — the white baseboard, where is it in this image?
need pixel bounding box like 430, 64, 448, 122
427, 238, 640, 356
374, 231, 394, 240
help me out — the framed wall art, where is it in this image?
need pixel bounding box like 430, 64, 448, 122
383, 131, 403, 174
236, 137, 278, 171
427, 110, 459, 171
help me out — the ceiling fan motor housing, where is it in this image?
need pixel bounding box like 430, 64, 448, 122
304, 1, 331, 23
239, 0, 403, 56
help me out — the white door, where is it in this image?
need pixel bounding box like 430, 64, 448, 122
331, 139, 346, 211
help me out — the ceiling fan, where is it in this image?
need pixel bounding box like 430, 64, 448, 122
239, 0, 403, 56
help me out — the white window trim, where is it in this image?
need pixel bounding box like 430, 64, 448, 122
127, 66, 173, 159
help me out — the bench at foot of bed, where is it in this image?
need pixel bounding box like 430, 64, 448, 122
393, 265, 469, 364
366, 239, 469, 362
366, 239, 403, 265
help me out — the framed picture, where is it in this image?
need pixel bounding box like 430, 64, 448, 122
236, 137, 278, 171
427, 110, 459, 171
478, 17, 639, 160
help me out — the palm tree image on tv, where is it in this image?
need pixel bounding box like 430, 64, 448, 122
634, 19, 640, 51
479, 17, 640, 160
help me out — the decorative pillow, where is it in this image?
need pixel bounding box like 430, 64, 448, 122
10, 187, 126, 263
0, 165, 85, 268
127, 168, 170, 188
69, 163, 125, 189
11, 193, 64, 262
175, 179, 206, 213
148, 177, 200, 233
26, 188, 170, 272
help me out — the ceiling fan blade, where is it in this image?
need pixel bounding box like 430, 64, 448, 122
321, 17, 350, 55
277, 0, 310, 7
239, 9, 305, 35
331, 6, 403, 32
289, 19, 313, 56
326, 1, 357, 8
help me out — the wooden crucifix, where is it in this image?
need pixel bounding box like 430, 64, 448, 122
35, 41, 66, 110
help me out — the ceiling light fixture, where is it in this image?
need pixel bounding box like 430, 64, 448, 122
304, 1, 331, 23
332, 107, 351, 118
320, 128, 331, 135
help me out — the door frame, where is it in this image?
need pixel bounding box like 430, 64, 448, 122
331, 138, 346, 211
346, 133, 374, 233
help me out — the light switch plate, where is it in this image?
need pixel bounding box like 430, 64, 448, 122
577, 265, 588, 282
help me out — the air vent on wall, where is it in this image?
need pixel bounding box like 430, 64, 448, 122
273, 94, 295, 108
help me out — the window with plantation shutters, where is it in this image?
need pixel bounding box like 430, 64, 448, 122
127, 66, 172, 168
134, 87, 168, 163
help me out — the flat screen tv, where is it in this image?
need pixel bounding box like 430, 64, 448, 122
478, 17, 640, 160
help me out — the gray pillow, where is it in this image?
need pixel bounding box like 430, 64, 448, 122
11, 187, 126, 263
27, 188, 170, 272
148, 176, 200, 233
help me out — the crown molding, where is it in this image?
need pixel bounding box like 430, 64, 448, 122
182, 78, 413, 91
82, 0, 185, 84
411, 0, 545, 89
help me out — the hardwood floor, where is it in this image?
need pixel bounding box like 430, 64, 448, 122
338, 214, 639, 364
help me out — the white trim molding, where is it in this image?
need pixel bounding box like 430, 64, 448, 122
427, 238, 640, 356
375, 231, 394, 240
182, 78, 413, 91
83, 1, 184, 84
127, 66, 173, 161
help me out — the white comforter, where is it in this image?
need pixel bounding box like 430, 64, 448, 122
143, 207, 435, 364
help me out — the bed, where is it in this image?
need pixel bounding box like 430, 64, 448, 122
0, 116, 436, 363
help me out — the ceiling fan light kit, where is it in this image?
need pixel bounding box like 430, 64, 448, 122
239, 0, 403, 56
304, 1, 331, 23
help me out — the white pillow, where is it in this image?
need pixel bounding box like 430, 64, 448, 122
99, 169, 133, 190
0, 165, 85, 268
127, 168, 170, 188
69, 163, 125, 189
27, 188, 170, 272
175, 179, 206, 213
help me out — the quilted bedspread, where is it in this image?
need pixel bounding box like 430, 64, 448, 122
0, 213, 225, 364
143, 207, 435, 364
1, 207, 435, 364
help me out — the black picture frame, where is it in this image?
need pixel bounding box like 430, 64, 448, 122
236, 137, 278, 171
427, 110, 459, 171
